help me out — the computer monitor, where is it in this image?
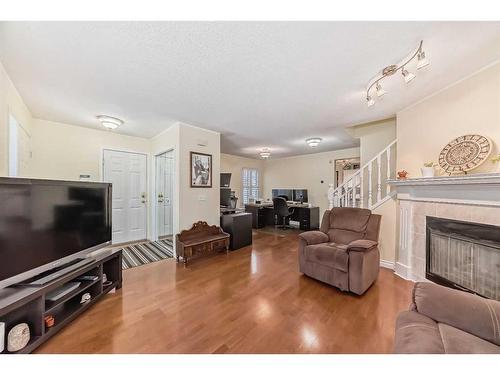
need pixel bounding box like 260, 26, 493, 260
271, 189, 293, 201
220, 173, 231, 188
293, 189, 308, 203
220, 188, 231, 207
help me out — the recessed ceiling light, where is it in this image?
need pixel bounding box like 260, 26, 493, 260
260, 148, 271, 158
96, 115, 124, 130
306, 138, 322, 147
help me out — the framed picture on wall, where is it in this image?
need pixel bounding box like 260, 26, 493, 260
190, 152, 212, 188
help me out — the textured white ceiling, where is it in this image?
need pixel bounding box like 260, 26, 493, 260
0, 22, 499, 158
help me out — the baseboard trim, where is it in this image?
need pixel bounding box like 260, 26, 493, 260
394, 262, 412, 280
379, 260, 395, 270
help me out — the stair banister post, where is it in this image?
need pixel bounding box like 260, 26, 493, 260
386, 146, 391, 196
360, 168, 364, 208
377, 154, 382, 203
368, 162, 373, 208
328, 183, 335, 209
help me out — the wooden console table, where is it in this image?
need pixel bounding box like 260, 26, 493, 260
176, 221, 230, 264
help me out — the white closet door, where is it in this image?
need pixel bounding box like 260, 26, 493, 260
103, 150, 147, 244
163, 154, 173, 236
17, 125, 31, 176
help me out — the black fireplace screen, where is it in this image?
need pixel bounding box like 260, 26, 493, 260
426, 216, 500, 301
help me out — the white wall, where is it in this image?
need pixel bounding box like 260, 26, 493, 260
397, 62, 500, 177
220, 153, 265, 207
178, 123, 220, 231
262, 147, 360, 215
30, 119, 151, 181
350, 118, 396, 165
0, 62, 34, 176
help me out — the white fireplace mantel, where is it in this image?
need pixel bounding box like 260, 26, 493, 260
387, 173, 500, 282
387, 173, 500, 207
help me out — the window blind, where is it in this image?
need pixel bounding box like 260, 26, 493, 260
242, 168, 259, 204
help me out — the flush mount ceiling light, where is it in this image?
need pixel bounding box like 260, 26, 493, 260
96, 115, 124, 130
259, 148, 271, 158
365, 40, 429, 107
306, 137, 322, 147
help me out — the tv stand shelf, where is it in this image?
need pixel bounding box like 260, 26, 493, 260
0, 249, 122, 354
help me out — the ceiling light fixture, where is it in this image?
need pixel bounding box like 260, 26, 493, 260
417, 50, 430, 70
96, 115, 124, 130
402, 68, 416, 84
306, 138, 322, 147
260, 148, 271, 159
375, 82, 386, 97
365, 40, 429, 107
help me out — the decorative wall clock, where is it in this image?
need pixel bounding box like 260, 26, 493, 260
438, 134, 492, 174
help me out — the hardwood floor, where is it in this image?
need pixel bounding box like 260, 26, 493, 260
36, 229, 414, 354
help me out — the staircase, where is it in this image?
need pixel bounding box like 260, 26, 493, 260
329, 140, 397, 210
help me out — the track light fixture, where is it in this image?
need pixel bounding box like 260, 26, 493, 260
417, 50, 430, 70
402, 69, 415, 84
375, 82, 386, 97
365, 40, 429, 107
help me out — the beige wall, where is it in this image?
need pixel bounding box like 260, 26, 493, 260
0, 62, 34, 176
262, 147, 360, 215
351, 118, 396, 165
397, 62, 500, 177
178, 123, 221, 231
30, 119, 151, 181
220, 153, 265, 207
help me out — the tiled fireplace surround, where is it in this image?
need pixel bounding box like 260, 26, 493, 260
389, 173, 500, 281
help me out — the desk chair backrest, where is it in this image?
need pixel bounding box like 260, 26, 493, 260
273, 197, 292, 217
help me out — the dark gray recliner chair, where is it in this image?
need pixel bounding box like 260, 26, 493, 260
298, 207, 381, 295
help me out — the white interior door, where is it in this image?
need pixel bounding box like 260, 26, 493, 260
8, 114, 31, 177
103, 150, 147, 244
155, 151, 173, 238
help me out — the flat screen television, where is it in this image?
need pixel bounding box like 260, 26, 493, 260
0, 177, 112, 289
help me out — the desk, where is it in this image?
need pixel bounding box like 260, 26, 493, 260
245, 203, 320, 230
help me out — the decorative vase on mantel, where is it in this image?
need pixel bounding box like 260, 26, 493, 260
420, 167, 435, 178
420, 162, 436, 178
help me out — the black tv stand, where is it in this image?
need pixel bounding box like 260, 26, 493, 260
0, 249, 122, 354
16, 258, 96, 287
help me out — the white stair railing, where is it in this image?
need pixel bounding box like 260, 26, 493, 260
329, 139, 397, 210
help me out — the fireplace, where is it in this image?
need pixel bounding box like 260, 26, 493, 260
426, 216, 500, 301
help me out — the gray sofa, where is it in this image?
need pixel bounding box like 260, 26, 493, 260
394, 282, 500, 354
298, 207, 381, 295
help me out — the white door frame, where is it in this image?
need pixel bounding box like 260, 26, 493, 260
101, 147, 149, 243
151, 148, 175, 242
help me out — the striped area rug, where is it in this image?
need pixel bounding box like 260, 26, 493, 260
120, 239, 174, 269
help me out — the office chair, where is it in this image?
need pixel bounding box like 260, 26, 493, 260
273, 197, 295, 229
277, 194, 290, 201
